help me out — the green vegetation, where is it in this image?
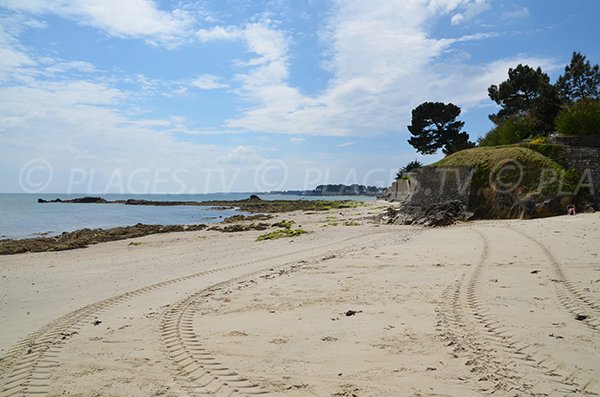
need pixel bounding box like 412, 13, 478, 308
434, 146, 579, 195
256, 229, 307, 241
407, 102, 475, 155
344, 220, 361, 226
396, 159, 423, 179
488, 64, 561, 134
128, 241, 143, 246
478, 114, 536, 146
223, 214, 273, 223
529, 136, 547, 145
556, 99, 600, 136
208, 223, 270, 232
556, 52, 600, 102
272, 220, 294, 229
479, 52, 599, 144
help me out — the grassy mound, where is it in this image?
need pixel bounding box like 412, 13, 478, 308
433, 146, 583, 218
434, 146, 578, 195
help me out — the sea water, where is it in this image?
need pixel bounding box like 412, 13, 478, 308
0, 193, 374, 239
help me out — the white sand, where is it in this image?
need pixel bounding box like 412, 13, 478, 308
1, 202, 599, 396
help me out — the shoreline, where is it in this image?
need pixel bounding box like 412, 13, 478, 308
0, 203, 598, 395
0, 197, 368, 254
36, 195, 365, 213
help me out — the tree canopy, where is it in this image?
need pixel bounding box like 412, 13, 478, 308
555, 99, 600, 136
407, 102, 474, 155
487, 64, 560, 133
556, 51, 600, 102
395, 160, 423, 179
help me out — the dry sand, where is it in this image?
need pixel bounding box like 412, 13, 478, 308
0, 201, 599, 396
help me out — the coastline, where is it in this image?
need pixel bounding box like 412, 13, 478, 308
0, 197, 365, 254
0, 202, 599, 395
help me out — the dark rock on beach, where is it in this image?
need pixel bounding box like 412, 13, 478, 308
380, 200, 470, 227
0, 223, 208, 255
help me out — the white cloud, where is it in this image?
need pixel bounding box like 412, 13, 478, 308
218, 0, 553, 138
190, 74, 227, 90
1, 0, 196, 47
290, 137, 305, 143
339, 141, 356, 147
216, 146, 265, 166
0, 18, 36, 81
451, 0, 491, 26
503, 7, 530, 20
44, 60, 98, 75
196, 26, 242, 42
0, 74, 277, 193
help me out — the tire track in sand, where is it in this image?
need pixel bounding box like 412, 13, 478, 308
436, 228, 593, 395
0, 229, 392, 397
508, 225, 600, 332
160, 231, 404, 397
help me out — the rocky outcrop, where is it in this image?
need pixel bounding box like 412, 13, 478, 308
379, 200, 470, 227
0, 223, 208, 255
38, 196, 107, 204
381, 140, 600, 224
38, 195, 361, 213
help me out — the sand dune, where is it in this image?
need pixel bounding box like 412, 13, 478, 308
1, 202, 599, 396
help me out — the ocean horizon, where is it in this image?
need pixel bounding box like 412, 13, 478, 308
0, 193, 375, 240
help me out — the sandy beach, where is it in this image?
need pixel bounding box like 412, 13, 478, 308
1, 201, 599, 396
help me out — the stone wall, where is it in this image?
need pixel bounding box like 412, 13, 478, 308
382, 179, 411, 202
406, 166, 474, 207
383, 137, 599, 215
546, 136, 600, 207
561, 146, 600, 207
549, 135, 600, 148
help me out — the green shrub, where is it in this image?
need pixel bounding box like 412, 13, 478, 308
479, 115, 537, 146
556, 99, 600, 136
529, 136, 547, 145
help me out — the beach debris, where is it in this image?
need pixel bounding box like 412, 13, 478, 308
60, 331, 78, 340
286, 384, 308, 390
530, 269, 540, 274
549, 333, 564, 339
332, 385, 360, 397
92, 319, 102, 326
575, 314, 588, 321
321, 336, 338, 342
345, 310, 362, 317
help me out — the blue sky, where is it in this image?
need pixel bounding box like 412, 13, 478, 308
1, 0, 599, 193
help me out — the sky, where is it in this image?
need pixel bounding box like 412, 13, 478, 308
1, 0, 599, 194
